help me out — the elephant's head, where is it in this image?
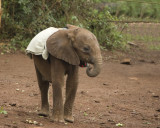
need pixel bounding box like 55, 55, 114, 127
46, 25, 102, 77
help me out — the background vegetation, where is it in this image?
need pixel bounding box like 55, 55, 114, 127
105, 0, 160, 20
1, 0, 159, 52
0, 0, 125, 51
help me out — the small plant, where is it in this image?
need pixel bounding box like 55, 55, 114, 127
84, 112, 88, 116
0, 107, 8, 114
116, 123, 123, 127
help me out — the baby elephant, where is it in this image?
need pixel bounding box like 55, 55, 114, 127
27, 25, 102, 123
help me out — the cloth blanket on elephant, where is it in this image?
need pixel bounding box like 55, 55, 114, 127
26, 27, 63, 60
26, 27, 88, 67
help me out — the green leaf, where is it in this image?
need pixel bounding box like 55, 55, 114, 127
0, 107, 8, 114
84, 112, 88, 116
116, 123, 123, 127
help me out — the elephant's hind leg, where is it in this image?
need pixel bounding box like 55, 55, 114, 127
35, 66, 50, 117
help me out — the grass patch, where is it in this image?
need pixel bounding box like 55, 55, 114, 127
123, 33, 160, 43
149, 45, 160, 50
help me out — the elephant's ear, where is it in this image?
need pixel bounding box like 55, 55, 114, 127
46, 30, 80, 65
66, 24, 79, 29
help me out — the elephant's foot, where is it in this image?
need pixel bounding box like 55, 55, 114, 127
38, 109, 49, 117
50, 115, 65, 123
64, 115, 74, 123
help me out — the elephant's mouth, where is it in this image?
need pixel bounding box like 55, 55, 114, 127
79, 60, 88, 67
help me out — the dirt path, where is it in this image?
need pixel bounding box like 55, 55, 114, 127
0, 52, 160, 128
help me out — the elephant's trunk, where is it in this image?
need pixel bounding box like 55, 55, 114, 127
86, 56, 102, 77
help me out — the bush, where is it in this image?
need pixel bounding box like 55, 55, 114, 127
83, 7, 125, 49
0, 0, 125, 51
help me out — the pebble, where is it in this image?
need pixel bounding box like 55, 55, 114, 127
33, 121, 38, 125
131, 110, 137, 115
103, 83, 109, 86
152, 95, 159, 98
94, 100, 100, 103
100, 122, 106, 125
108, 119, 116, 124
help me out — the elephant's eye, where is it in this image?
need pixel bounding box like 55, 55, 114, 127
83, 46, 90, 53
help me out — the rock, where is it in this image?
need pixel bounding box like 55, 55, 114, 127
39, 123, 43, 126
128, 42, 138, 47
121, 59, 131, 65
109, 111, 112, 114
94, 100, 100, 103
131, 110, 137, 115
100, 122, 106, 125
80, 91, 88, 95
150, 60, 155, 64
108, 119, 116, 124
80, 91, 85, 94
156, 109, 160, 112
152, 94, 159, 98
29, 93, 38, 97
121, 108, 126, 111
29, 93, 34, 97
152, 95, 159, 98
9, 103, 16, 107
129, 77, 138, 81
25, 84, 30, 87
33, 121, 38, 125
103, 83, 109, 86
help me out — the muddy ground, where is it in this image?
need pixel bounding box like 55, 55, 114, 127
0, 46, 160, 128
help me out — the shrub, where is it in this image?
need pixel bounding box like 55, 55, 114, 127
0, 0, 125, 51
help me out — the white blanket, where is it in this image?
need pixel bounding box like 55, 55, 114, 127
26, 27, 59, 60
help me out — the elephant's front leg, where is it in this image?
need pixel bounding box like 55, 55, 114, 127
52, 81, 64, 122
64, 67, 79, 123
50, 57, 65, 123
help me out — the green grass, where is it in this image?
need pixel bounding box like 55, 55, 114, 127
107, 0, 160, 20
149, 45, 160, 50
122, 33, 160, 51
123, 34, 160, 43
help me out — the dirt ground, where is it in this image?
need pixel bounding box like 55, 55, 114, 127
0, 46, 160, 128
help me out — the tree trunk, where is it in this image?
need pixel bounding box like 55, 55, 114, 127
0, 0, 2, 28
